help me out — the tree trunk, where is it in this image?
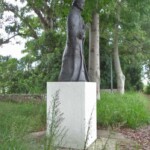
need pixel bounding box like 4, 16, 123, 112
88, 12, 100, 100
113, 0, 125, 94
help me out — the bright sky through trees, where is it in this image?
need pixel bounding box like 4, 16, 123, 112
0, 0, 26, 59
0, 39, 25, 59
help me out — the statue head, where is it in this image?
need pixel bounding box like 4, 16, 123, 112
72, 0, 85, 11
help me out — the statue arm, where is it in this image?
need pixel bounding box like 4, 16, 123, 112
77, 23, 85, 40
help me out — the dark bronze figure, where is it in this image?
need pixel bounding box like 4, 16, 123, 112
58, 0, 89, 81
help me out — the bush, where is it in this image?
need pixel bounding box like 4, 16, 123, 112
97, 92, 150, 129
144, 83, 150, 94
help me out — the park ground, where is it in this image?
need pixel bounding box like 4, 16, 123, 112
0, 92, 149, 150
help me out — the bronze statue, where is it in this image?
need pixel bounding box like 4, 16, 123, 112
58, 0, 89, 81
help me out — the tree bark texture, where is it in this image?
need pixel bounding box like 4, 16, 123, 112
88, 12, 100, 99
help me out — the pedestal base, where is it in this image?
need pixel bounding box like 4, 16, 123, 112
47, 82, 97, 149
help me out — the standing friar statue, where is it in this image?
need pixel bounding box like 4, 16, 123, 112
58, 0, 89, 81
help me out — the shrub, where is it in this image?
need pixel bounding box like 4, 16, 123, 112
97, 92, 150, 129
144, 83, 150, 94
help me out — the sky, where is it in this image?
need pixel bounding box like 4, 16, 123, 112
0, 40, 26, 59
0, 25, 26, 59
0, 0, 26, 59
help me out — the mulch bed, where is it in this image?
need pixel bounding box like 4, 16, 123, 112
118, 125, 150, 150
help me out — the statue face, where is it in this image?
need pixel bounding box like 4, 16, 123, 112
73, 0, 85, 10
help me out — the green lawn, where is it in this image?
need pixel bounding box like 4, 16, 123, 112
0, 101, 46, 150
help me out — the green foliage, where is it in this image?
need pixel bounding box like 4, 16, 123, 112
1, 0, 150, 94
22, 30, 65, 93
0, 31, 65, 94
121, 55, 144, 91
99, 0, 150, 91
97, 92, 150, 128
1, 0, 69, 93
100, 37, 117, 89
144, 83, 150, 94
0, 55, 19, 93
0, 101, 46, 149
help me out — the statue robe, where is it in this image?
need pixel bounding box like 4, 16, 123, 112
58, 6, 89, 81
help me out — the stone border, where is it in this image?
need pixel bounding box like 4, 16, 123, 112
0, 94, 46, 102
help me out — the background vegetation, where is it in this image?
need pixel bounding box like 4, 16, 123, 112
97, 92, 150, 128
0, 0, 150, 94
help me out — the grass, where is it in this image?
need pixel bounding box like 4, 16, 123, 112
0, 101, 46, 150
97, 92, 150, 129
0, 92, 150, 149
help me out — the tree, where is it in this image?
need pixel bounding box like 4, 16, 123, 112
1, 0, 69, 93
0, 1, 19, 46
86, 0, 100, 99
88, 12, 100, 99
99, 0, 150, 93
113, 0, 125, 94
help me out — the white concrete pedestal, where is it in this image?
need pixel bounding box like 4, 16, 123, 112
47, 82, 97, 150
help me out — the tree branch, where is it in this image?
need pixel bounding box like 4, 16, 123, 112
0, 33, 19, 46
26, 0, 51, 30
4, 2, 38, 39
32, 7, 49, 29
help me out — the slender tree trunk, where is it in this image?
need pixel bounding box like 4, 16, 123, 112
88, 12, 100, 100
113, 0, 125, 94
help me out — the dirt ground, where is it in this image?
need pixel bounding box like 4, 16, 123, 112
117, 125, 150, 150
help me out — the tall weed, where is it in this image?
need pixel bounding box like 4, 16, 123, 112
0, 101, 46, 149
